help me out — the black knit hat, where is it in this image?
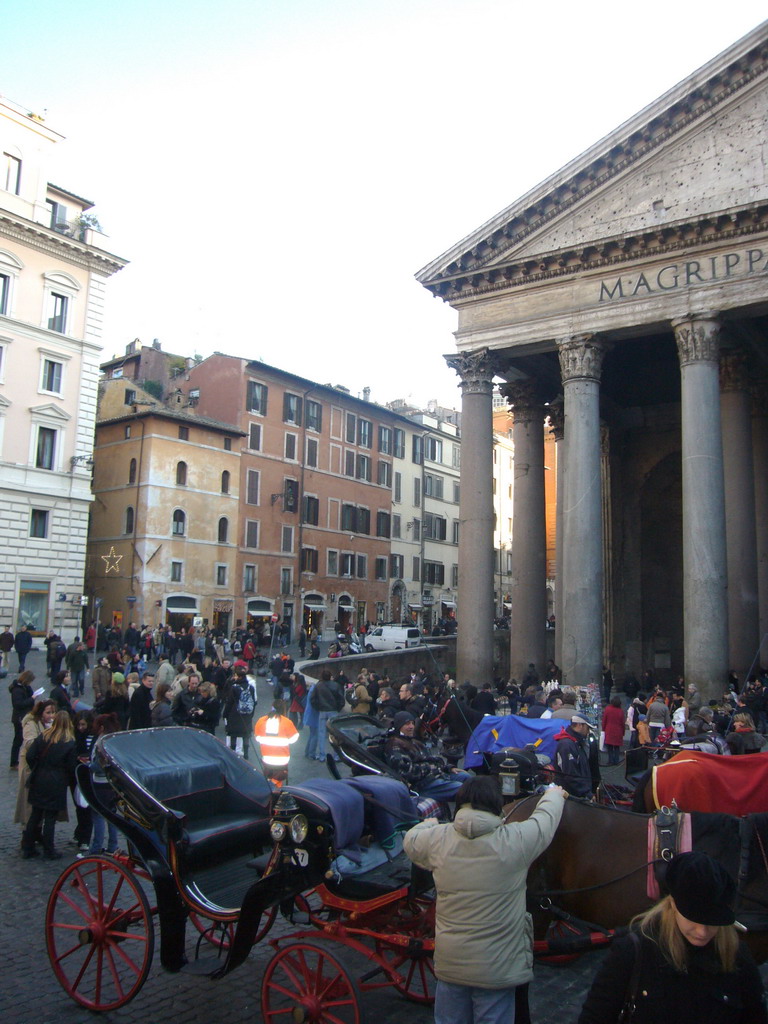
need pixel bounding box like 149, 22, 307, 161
665, 852, 736, 926
393, 711, 416, 731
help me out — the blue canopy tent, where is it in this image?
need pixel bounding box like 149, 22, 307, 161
464, 714, 564, 769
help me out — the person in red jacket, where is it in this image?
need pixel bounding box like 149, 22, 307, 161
254, 699, 299, 787
601, 696, 626, 765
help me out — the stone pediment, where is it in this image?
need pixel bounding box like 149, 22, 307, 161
29, 402, 71, 421
417, 21, 768, 301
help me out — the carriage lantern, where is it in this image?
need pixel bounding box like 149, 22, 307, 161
498, 757, 521, 797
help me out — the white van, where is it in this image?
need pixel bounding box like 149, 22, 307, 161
363, 625, 423, 652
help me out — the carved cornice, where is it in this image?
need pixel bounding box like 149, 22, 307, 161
558, 336, 608, 384
421, 33, 768, 299
672, 312, 720, 365
0, 214, 127, 277
500, 379, 544, 423
444, 349, 497, 395
719, 348, 751, 392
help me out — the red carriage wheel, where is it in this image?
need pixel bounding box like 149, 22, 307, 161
261, 940, 365, 1024
374, 940, 437, 1004
45, 855, 154, 1011
189, 904, 277, 953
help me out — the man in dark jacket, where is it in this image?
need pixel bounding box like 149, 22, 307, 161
128, 672, 155, 729
14, 625, 33, 671
554, 715, 594, 798
309, 669, 344, 760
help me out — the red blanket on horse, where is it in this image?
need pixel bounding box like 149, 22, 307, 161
652, 750, 768, 814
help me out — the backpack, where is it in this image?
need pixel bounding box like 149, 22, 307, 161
236, 681, 256, 716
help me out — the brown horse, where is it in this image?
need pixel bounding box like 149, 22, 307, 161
505, 793, 768, 963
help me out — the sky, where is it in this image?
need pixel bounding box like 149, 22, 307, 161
3, 1, 766, 409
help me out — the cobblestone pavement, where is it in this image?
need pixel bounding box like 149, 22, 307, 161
1, 648, 761, 1023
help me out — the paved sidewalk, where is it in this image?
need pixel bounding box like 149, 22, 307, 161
1, 649, 760, 1023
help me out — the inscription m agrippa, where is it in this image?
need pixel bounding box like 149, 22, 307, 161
598, 248, 768, 302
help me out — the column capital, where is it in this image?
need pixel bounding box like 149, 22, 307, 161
672, 311, 720, 366
719, 347, 751, 393
557, 335, 608, 384
444, 348, 497, 395
547, 399, 564, 441
500, 379, 544, 423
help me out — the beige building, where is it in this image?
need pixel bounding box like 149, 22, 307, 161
420, 22, 768, 698
0, 98, 126, 636
86, 379, 242, 633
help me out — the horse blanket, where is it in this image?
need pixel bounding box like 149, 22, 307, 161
652, 750, 768, 815
464, 714, 562, 768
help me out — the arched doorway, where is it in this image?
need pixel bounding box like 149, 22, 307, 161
391, 580, 406, 623
337, 595, 354, 633
302, 593, 326, 637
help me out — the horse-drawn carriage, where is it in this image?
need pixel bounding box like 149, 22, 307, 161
45, 727, 437, 1016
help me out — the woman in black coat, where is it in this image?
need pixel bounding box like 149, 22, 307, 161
21, 710, 78, 859
9, 670, 35, 768
578, 852, 766, 1024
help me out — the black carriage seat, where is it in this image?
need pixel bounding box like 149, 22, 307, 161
97, 728, 272, 869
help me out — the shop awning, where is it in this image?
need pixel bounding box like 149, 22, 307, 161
166, 596, 198, 611
408, 603, 422, 610
304, 595, 326, 608
441, 601, 456, 608
247, 599, 274, 613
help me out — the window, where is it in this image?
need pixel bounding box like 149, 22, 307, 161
171, 560, 183, 582
47, 199, 68, 229
281, 526, 293, 553
453, 481, 461, 503
124, 426, 131, 439
221, 470, 230, 494
176, 461, 187, 486
172, 509, 186, 535
178, 426, 189, 441
424, 561, 445, 585
300, 548, 318, 573
285, 433, 297, 460
394, 428, 405, 459
341, 553, 354, 577
412, 435, 423, 464
124, 388, 136, 405
306, 400, 322, 432
375, 557, 387, 581
125, 506, 134, 534
36, 426, 56, 470
245, 520, 259, 548
378, 425, 392, 454
284, 479, 299, 512
246, 380, 268, 415
218, 517, 228, 543
280, 568, 292, 595
246, 470, 260, 505
216, 564, 228, 586
283, 392, 302, 425
392, 514, 401, 539
413, 556, 420, 581
243, 564, 256, 591
356, 454, 371, 482
127, 458, 137, 484
424, 513, 447, 540
425, 437, 443, 462
30, 509, 48, 539
3, 152, 21, 194
452, 519, 460, 544
394, 471, 402, 503
17, 579, 49, 632
414, 478, 421, 506
223, 436, 232, 451
0, 273, 8, 315
377, 460, 392, 487
248, 423, 262, 450
48, 293, 68, 334
356, 555, 367, 579
306, 437, 318, 467
452, 445, 461, 469
357, 418, 372, 448
344, 450, 355, 477
341, 504, 356, 532
412, 518, 421, 541
376, 511, 391, 538
390, 554, 404, 579
357, 507, 371, 535
452, 563, 459, 588
345, 413, 356, 443
327, 550, 339, 575
303, 495, 319, 525
424, 473, 444, 499
41, 358, 63, 394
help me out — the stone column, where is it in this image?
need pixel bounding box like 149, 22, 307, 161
557, 336, 607, 688
752, 387, 768, 667
720, 348, 759, 678
503, 380, 547, 681
672, 313, 728, 703
445, 349, 496, 686
548, 400, 565, 675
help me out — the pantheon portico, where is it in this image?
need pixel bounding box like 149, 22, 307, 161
420, 22, 768, 702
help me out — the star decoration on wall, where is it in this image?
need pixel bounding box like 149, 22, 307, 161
101, 546, 123, 575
